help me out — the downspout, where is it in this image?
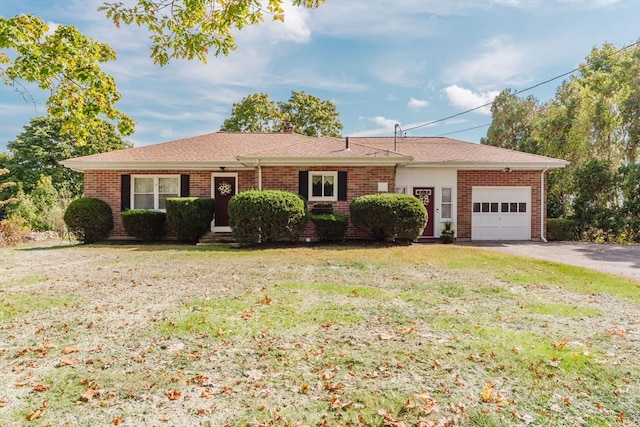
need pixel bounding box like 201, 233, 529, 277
540, 165, 550, 242
256, 159, 262, 190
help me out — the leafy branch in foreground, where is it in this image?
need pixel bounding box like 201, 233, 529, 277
99, 0, 325, 65
0, 14, 135, 145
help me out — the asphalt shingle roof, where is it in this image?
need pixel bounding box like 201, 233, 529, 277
62, 132, 567, 171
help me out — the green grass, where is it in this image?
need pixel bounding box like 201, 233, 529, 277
0, 242, 637, 426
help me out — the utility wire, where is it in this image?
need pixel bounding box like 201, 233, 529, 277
435, 123, 490, 137
402, 39, 640, 134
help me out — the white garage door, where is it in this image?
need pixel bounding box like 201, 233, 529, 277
472, 187, 531, 240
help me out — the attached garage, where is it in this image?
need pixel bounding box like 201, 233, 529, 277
472, 186, 531, 240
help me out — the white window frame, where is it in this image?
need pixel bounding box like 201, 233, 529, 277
308, 171, 338, 202
441, 187, 453, 220
131, 175, 180, 211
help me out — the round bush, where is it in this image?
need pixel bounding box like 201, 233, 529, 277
350, 193, 427, 242
63, 197, 113, 243
228, 190, 307, 244
121, 209, 166, 241
165, 198, 215, 243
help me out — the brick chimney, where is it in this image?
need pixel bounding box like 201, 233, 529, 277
283, 122, 294, 133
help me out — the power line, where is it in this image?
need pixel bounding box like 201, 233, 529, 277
435, 123, 490, 137
402, 39, 640, 134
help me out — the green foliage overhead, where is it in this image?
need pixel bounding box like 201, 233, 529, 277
228, 190, 307, 244
100, 0, 325, 66
165, 197, 215, 243
63, 197, 114, 243
0, 15, 135, 144
221, 91, 343, 137
350, 193, 427, 242
1, 116, 131, 197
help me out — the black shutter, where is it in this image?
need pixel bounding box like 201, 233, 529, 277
338, 171, 347, 201
121, 174, 130, 211
180, 174, 190, 197
298, 171, 309, 199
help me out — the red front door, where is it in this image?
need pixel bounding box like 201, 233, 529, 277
213, 176, 236, 228
413, 187, 434, 237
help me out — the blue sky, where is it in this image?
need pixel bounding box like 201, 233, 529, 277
1, 0, 639, 152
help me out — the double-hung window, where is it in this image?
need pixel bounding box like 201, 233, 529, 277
309, 171, 338, 201
132, 175, 180, 210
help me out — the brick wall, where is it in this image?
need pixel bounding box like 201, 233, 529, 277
457, 170, 546, 240
83, 166, 396, 240
259, 165, 396, 239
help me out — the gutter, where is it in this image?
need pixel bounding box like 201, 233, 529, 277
256, 159, 262, 190
540, 164, 550, 242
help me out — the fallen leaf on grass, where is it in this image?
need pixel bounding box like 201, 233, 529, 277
32, 384, 49, 392
167, 390, 181, 400
62, 347, 80, 354
255, 295, 272, 305
26, 400, 48, 421
606, 329, 627, 337
551, 337, 569, 349
113, 415, 124, 425
416, 419, 438, 427
0, 398, 8, 408
58, 358, 81, 367
330, 395, 352, 409
377, 409, 406, 427
481, 382, 502, 403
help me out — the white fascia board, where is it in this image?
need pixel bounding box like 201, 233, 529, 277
60, 161, 250, 172
236, 156, 411, 167
403, 161, 568, 170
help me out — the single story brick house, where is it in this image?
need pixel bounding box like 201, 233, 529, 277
62, 128, 567, 241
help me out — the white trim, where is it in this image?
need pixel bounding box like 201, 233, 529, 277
131, 174, 180, 211
308, 171, 338, 202
211, 172, 238, 232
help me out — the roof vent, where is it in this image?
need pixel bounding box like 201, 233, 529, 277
283, 122, 294, 133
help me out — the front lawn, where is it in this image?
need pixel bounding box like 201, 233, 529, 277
0, 243, 638, 426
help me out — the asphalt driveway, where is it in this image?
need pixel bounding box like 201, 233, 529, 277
466, 241, 640, 281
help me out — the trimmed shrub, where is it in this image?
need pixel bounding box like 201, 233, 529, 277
311, 214, 348, 242
547, 218, 576, 241
350, 193, 427, 242
165, 197, 215, 243
228, 190, 307, 244
121, 209, 166, 242
63, 197, 113, 243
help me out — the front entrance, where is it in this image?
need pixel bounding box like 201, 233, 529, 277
413, 187, 435, 237
212, 174, 237, 232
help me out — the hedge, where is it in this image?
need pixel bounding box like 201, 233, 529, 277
165, 197, 215, 243
350, 193, 427, 242
311, 213, 348, 242
121, 209, 166, 241
547, 218, 576, 241
228, 190, 307, 244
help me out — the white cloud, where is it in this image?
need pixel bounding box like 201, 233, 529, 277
408, 98, 428, 110
445, 36, 531, 89
442, 85, 499, 114
350, 116, 399, 137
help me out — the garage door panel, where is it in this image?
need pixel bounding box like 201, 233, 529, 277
472, 187, 531, 241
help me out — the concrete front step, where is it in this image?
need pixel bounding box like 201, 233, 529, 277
197, 232, 237, 245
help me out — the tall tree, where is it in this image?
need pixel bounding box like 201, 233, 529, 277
278, 91, 343, 137
221, 93, 282, 133
481, 89, 539, 153
221, 91, 343, 137
2, 116, 131, 197
0, 15, 134, 144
